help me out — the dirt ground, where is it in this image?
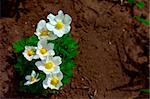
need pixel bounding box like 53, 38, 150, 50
0, 0, 149, 98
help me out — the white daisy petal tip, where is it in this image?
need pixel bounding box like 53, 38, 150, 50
53, 56, 62, 66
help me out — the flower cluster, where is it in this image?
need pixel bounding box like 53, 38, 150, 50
22, 10, 72, 90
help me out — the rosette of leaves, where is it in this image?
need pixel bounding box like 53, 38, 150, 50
13, 34, 78, 95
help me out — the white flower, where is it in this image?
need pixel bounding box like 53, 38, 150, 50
24, 70, 40, 85
35, 56, 62, 74
46, 10, 72, 37
42, 71, 63, 90
36, 40, 55, 60
22, 46, 39, 61
35, 20, 57, 40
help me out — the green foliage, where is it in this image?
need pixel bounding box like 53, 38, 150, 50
60, 59, 76, 84
140, 89, 150, 93
13, 33, 78, 94
127, 0, 149, 26
128, 0, 135, 3
51, 34, 78, 59
136, 1, 144, 9
19, 80, 43, 93
13, 35, 38, 53
51, 34, 78, 85
134, 15, 150, 25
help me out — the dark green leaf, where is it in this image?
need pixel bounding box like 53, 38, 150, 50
62, 76, 71, 84
38, 71, 46, 80
13, 35, 38, 53
128, 0, 135, 3
13, 38, 26, 52
140, 89, 150, 93
134, 16, 150, 25
136, 1, 145, 9
26, 35, 38, 46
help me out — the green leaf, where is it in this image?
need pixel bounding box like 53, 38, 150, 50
134, 16, 150, 25
38, 71, 46, 80
62, 76, 71, 84
51, 34, 78, 59
26, 35, 38, 46
14, 55, 27, 75
136, 1, 145, 9
128, 0, 135, 3
13, 38, 26, 53
140, 89, 150, 93
13, 35, 38, 53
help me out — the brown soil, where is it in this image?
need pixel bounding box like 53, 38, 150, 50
0, 0, 149, 98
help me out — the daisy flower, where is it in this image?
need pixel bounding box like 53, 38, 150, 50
35, 56, 62, 74
36, 40, 55, 60
42, 71, 63, 90
22, 46, 39, 61
46, 10, 72, 37
24, 70, 40, 85
35, 20, 57, 40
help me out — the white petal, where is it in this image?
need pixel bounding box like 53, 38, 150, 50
36, 78, 41, 82
47, 32, 58, 40
58, 10, 64, 15
50, 81, 62, 90
47, 14, 55, 21
53, 29, 64, 37
31, 70, 36, 77
55, 10, 64, 21
36, 73, 39, 78
48, 50, 55, 56
57, 81, 63, 89
46, 23, 55, 31
35, 61, 43, 67
40, 39, 47, 47
33, 55, 39, 59
53, 66, 61, 74
49, 84, 56, 90
37, 20, 46, 31
57, 71, 63, 80
37, 40, 47, 49
62, 25, 71, 34
24, 81, 31, 86
34, 32, 39, 36
37, 66, 45, 71
43, 79, 48, 89
25, 75, 31, 80
52, 56, 62, 66
25, 46, 28, 49
45, 43, 54, 50
63, 14, 72, 25
37, 41, 42, 48
39, 55, 47, 60
43, 71, 51, 74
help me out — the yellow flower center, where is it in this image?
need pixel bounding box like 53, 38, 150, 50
56, 21, 64, 30
40, 29, 49, 36
27, 49, 35, 56
44, 61, 54, 70
40, 48, 47, 54
51, 76, 59, 86
31, 76, 36, 81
